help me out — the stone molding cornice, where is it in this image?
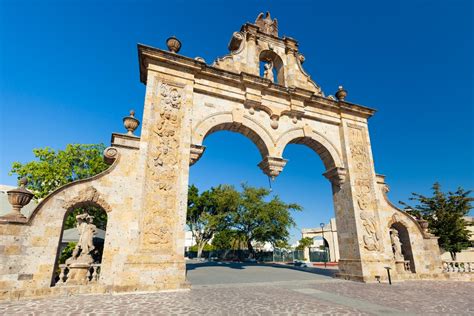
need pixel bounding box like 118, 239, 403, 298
138, 44, 376, 120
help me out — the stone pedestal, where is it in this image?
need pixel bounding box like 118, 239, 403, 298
66, 263, 91, 285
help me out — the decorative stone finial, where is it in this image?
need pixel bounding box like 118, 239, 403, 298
255, 12, 278, 37
3, 177, 34, 220
270, 115, 279, 129
166, 36, 181, 53
335, 86, 347, 101
123, 110, 140, 135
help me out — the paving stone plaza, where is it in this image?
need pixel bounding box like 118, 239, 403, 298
1, 263, 473, 315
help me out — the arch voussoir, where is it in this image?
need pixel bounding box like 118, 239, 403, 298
191, 112, 275, 165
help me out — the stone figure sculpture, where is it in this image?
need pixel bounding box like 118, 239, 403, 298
255, 12, 278, 37
66, 213, 97, 265
390, 228, 404, 261
263, 61, 274, 82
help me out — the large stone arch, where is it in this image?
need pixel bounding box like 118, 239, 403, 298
192, 111, 275, 161
0, 12, 449, 299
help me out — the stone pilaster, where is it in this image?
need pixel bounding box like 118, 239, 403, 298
334, 121, 391, 282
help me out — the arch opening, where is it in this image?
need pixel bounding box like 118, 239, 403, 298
52, 201, 109, 286
200, 121, 271, 159
288, 137, 337, 171
390, 222, 416, 273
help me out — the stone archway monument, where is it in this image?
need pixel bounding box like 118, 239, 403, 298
0, 13, 443, 299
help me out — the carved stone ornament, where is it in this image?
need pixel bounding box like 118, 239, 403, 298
323, 167, 347, 188
360, 211, 381, 251
103, 147, 118, 165
255, 12, 278, 37
141, 82, 186, 249
189, 144, 206, 166
63, 186, 112, 213
258, 156, 287, 179
228, 32, 244, 52
270, 115, 279, 129
2, 177, 34, 220
335, 86, 347, 101
166, 36, 181, 53
123, 110, 140, 135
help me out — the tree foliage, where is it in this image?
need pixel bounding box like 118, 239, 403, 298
228, 184, 302, 256
295, 237, 313, 251
10, 144, 110, 230
187, 184, 301, 258
10, 144, 109, 199
187, 184, 239, 258
400, 183, 473, 260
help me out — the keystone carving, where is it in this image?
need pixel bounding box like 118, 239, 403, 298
258, 156, 287, 179
189, 144, 206, 166
63, 186, 112, 213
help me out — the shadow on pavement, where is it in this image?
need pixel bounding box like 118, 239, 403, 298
186, 261, 338, 278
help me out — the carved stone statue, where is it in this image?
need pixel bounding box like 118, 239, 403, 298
66, 213, 97, 265
263, 61, 274, 82
255, 12, 278, 37
390, 228, 404, 261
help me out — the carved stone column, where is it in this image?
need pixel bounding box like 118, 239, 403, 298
122, 70, 194, 291
258, 156, 288, 179
333, 122, 390, 282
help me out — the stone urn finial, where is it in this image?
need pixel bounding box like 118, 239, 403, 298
123, 110, 140, 135
166, 36, 181, 53
4, 177, 34, 220
335, 85, 347, 101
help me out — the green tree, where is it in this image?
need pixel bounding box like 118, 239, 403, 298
274, 239, 292, 250
187, 184, 239, 258
400, 183, 473, 261
229, 184, 302, 257
10, 144, 109, 199
211, 229, 237, 250
10, 144, 110, 230
295, 237, 313, 251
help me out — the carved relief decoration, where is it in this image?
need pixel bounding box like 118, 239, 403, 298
348, 125, 381, 252
360, 211, 380, 251
142, 82, 185, 249
63, 186, 112, 213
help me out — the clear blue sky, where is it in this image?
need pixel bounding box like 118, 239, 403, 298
0, 0, 472, 244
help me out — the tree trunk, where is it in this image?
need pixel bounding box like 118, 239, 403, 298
197, 242, 205, 258
450, 251, 457, 261
247, 239, 254, 258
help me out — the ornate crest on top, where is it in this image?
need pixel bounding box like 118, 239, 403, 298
255, 12, 278, 37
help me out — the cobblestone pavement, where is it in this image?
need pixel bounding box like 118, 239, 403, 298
1, 263, 473, 315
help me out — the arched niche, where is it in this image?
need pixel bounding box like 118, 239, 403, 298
52, 188, 111, 286
390, 222, 416, 273
259, 50, 285, 85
